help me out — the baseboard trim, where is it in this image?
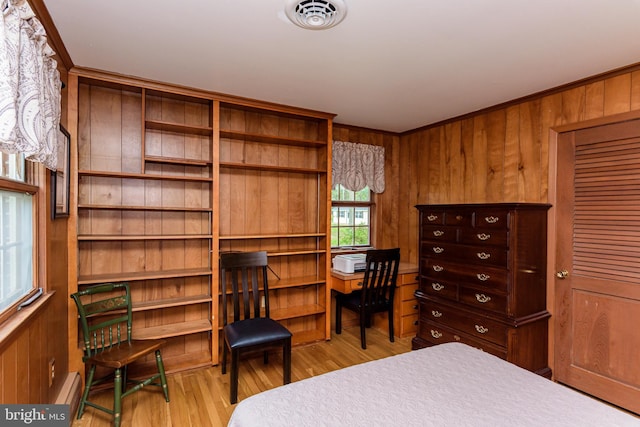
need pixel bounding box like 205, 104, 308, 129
55, 372, 81, 417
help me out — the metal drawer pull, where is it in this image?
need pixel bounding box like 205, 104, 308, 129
433, 230, 444, 237
477, 252, 490, 260
433, 247, 444, 254
475, 293, 492, 303
430, 330, 443, 339
476, 273, 490, 281
431, 283, 444, 291
477, 233, 491, 241
475, 324, 489, 334
433, 265, 444, 272
431, 310, 442, 318
427, 214, 438, 221
484, 216, 499, 224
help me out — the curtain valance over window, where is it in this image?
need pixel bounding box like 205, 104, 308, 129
332, 140, 385, 193
0, 0, 61, 170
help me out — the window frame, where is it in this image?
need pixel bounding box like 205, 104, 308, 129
330, 185, 375, 249
0, 171, 40, 325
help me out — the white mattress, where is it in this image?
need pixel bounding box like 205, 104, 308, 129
228, 342, 639, 427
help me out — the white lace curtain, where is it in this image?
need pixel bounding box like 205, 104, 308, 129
0, 0, 61, 170
332, 140, 385, 193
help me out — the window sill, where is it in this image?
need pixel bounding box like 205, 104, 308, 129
331, 247, 375, 255
0, 291, 54, 349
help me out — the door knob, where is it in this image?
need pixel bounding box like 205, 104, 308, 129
556, 270, 569, 279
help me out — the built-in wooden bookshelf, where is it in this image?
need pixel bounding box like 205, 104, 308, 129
217, 102, 332, 346
69, 69, 334, 373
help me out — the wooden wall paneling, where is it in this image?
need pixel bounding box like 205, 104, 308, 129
470, 114, 489, 201
90, 86, 123, 172
0, 341, 16, 403
631, 71, 640, 110
459, 117, 474, 203
442, 122, 463, 204
121, 90, 142, 174
504, 105, 521, 201
518, 100, 543, 202
584, 81, 605, 120
539, 93, 563, 202
561, 86, 587, 125
486, 110, 507, 202
399, 132, 417, 264
603, 74, 632, 116
426, 127, 443, 203
28, 312, 44, 402
16, 328, 29, 402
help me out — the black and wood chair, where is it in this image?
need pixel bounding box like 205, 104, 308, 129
335, 248, 401, 349
220, 251, 292, 404
70, 282, 169, 427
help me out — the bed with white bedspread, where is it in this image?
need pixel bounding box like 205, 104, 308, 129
228, 342, 638, 427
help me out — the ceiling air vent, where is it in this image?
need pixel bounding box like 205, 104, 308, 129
285, 0, 348, 30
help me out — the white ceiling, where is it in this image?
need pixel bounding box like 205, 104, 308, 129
43, 0, 640, 133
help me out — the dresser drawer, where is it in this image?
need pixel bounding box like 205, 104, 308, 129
473, 209, 509, 229
422, 210, 445, 225
418, 320, 507, 359
421, 225, 458, 243
421, 242, 507, 267
419, 300, 508, 347
444, 210, 472, 226
422, 259, 508, 292
419, 277, 458, 301
458, 286, 508, 315
458, 228, 508, 247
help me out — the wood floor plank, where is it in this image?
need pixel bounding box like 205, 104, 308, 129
71, 327, 412, 426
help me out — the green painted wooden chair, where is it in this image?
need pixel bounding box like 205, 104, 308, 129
70, 282, 169, 427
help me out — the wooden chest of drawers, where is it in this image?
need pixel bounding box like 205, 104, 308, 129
413, 203, 551, 376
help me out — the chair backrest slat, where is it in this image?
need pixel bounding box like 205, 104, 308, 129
220, 251, 270, 325
361, 248, 400, 310
70, 283, 133, 359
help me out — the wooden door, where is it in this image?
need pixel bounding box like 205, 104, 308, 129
554, 119, 640, 414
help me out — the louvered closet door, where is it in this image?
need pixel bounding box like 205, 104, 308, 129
555, 119, 640, 415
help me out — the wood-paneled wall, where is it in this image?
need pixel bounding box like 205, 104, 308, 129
338, 68, 640, 269
0, 68, 70, 405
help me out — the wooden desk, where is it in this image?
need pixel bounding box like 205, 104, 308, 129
330, 263, 419, 338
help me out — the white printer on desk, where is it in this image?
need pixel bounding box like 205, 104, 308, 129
332, 253, 367, 273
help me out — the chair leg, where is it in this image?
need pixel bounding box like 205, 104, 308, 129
77, 364, 96, 419
360, 309, 367, 349
283, 338, 291, 385
222, 340, 228, 375
230, 349, 240, 404
263, 350, 269, 365
155, 350, 170, 402
335, 298, 342, 334
388, 307, 395, 343
122, 366, 128, 394
113, 368, 123, 427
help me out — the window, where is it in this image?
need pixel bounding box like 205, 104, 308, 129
331, 185, 372, 248
0, 151, 36, 316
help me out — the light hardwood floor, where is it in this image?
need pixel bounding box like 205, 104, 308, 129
71, 327, 413, 427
